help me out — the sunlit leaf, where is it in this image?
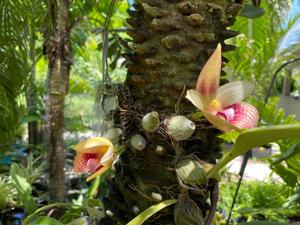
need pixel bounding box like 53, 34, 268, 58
208, 124, 300, 178
283, 191, 300, 208
23, 203, 82, 225
126, 199, 177, 225
9, 163, 37, 214
271, 164, 297, 188
271, 144, 300, 164
28, 216, 64, 225
20, 113, 42, 124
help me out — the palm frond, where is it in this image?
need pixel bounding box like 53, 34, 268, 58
225, 0, 296, 99
0, 0, 44, 144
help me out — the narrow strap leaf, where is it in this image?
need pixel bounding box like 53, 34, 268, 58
126, 199, 177, 225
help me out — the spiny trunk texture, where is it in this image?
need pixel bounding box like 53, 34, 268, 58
45, 0, 71, 202
101, 0, 240, 224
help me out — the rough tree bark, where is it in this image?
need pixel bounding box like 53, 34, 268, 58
44, 0, 71, 202
26, 26, 40, 148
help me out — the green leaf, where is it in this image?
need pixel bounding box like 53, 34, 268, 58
87, 176, 101, 199
239, 5, 265, 19
20, 113, 42, 124
237, 207, 300, 218
28, 216, 64, 225
9, 163, 37, 214
126, 199, 177, 225
219, 131, 240, 143
283, 191, 300, 207
23, 203, 82, 225
208, 125, 300, 178
85, 206, 104, 217
239, 221, 292, 225
271, 164, 297, 188
66, 216, 96, 225
66, 216, 95, 225
271, 144, 300, 165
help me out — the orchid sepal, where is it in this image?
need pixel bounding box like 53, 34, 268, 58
196, 44, 222, 103
203, 111, 242, 132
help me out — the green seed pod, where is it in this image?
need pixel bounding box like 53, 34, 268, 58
103, 128, 122, 144
167, 116, 195, 141
130, 134, 146, 151
142, 111, 160, 132
174, 196, 204, 225
175, 159, 207, 186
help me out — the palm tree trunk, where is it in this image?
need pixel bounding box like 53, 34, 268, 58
44, 0, 71, 202
101, 0, 240, 224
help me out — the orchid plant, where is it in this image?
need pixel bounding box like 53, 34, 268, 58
68, 44, 300, 225
186, 44, 259, 132
125, 45, 300, 225
73, 137, 115, 181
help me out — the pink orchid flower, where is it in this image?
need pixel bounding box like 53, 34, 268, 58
73, 137, 115, 181
186, 44, 259, 132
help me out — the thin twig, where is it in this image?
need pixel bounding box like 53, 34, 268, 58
205, 180, 219, 225
175, 85, 186, 115
225, 151, 251, 225
264, 57, 300, 104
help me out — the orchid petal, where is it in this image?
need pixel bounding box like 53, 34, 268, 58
216, 81, 255, 108
196, 44, 222, 105
75, 137, 113, 154
73, 153, 99, 173
203, 111, 242, 132
229, 103, 259, 129
100, 147, 115, 166
86, 165, 110, 182
186, 89, 204, 110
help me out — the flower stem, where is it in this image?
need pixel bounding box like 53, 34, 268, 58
207, 151, 236, 179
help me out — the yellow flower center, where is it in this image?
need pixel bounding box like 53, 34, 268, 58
209, 99, 221, 112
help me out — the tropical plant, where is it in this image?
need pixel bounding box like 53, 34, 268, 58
258, 97, 300, 211
70, 1, 300, 225
219, 180, 294, 222
225, 0, 299, 99
0, 0, 33, 145
8, 154, 44, 214
0, 176, 16, 211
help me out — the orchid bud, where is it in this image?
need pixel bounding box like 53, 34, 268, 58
142, 111, 160, 132
167, 116, 195, 141
175, 159, 207, 186
130, 134, 146, 151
